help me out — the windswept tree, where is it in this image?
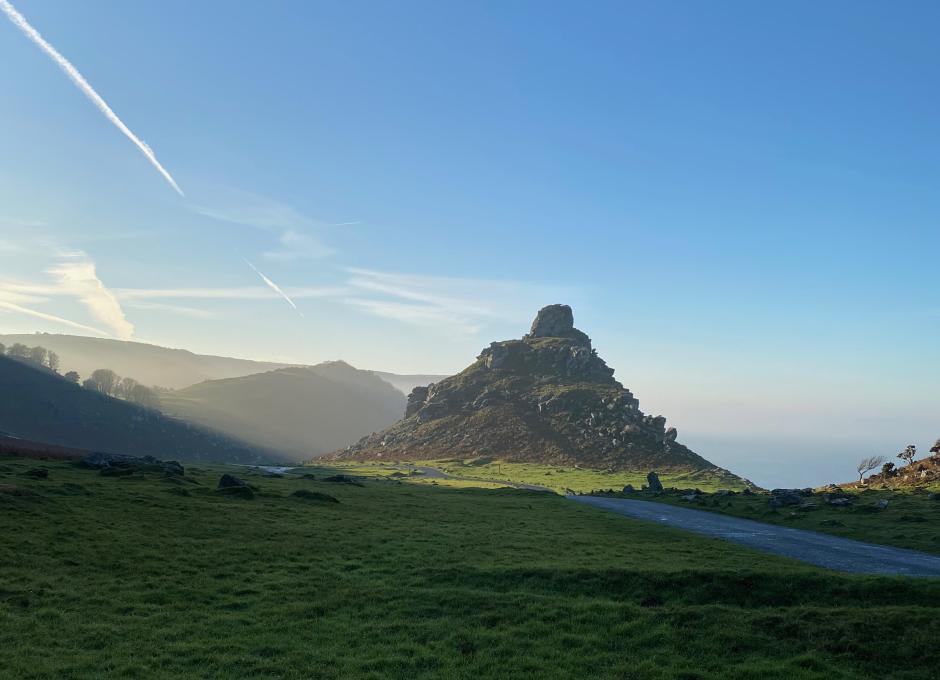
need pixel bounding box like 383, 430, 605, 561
63, 371, 81, 384
47, 351, 60, 373
897, 444, 917, 467
857, 455, 886, 484
86, 368, 120, 396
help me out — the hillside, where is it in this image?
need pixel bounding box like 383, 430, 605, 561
157, 362, 406, 460
0, 355, 269, 463
0, 333, 439, 395
333, 305, 741, 480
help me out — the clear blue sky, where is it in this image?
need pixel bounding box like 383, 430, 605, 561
1, 0, 937, 486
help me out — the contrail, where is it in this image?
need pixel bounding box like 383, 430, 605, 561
0, 299, 111, 337
0, 0, 184, 196
244, 259, 303, 317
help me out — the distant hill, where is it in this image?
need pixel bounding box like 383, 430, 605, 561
0, 355, 271, 464
370, 371, 449, 396
0, 333, 444, 394
156, 362, 407, 461
332, 304, 745, 484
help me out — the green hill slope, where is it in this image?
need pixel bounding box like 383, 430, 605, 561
0, 355, 268, 463
157, 361, 406, 460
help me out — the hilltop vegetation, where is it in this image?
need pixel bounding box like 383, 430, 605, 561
157, 362, 406, 460
2, 455, 940, 679
0, 355, 268, 464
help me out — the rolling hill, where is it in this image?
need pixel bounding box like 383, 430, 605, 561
0, 354, 270, 463
0, 333, 445, 394
156, 361, 407, 461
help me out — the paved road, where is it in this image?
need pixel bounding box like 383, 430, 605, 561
571, 495, 940, 577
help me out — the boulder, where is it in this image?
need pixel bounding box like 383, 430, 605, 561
84, 452, 184, 477
622, 484, 635, 493
291, 489, 339, 503
873, 499, 889, 510
769, 489, 803, 508
218, 474, 247, 489
828, 497, 852, 507
528, 304, 575, 338
664, 427, 678, 444
217, 485, 254, 499
646, 471, 664, 492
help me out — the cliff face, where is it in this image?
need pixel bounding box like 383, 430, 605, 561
332, 305, 735, 475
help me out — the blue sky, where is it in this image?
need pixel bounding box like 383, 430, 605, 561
1, 0, 938, 486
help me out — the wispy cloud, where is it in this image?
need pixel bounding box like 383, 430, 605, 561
244, 259, 303, 317
0, 0, 184, 196
194, 190, 341, 261
263, 229, 334, 261
47, 255, 134, 339
343, 268, 573, 335
0, 299, 110, 337
122, 300, 220, 320
113, 285, 346, 301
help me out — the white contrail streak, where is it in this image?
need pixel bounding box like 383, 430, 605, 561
0, 299, 111, 337
244, 259, 303, 317
0, 0, 184, 196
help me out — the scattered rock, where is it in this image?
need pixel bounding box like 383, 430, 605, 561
646, 472, 664, 493
622, 484, 635, 493
291, 489, 339, 503
321, 475, 365, 487
715, 489, 735, 497
218, 474, 247, 489
828, 498, 852, 507
680, 492, 700, 502
84, 452, 184, 477
24, 468, 49, 479
769, 489, 803, 508
873, 499, 889, 510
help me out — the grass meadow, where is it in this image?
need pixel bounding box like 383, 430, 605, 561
2, 455, 939, 679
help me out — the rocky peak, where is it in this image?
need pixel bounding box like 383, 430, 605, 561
525, 304, 591, 346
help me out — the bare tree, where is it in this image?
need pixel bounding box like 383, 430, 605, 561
897, 444, 917, 467
87, 368, 120, 396
117, 377, 139, 400
63, 371, 81, 384
7, 343, 29, 359
857, 455, 886, 484
28, 346, 48, 366
127, 384, 157, 409
47, 351, 60, 373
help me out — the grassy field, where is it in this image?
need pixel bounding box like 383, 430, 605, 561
324, 458, 747, 493
599, 486, 940, 557
2, 455, 940, 679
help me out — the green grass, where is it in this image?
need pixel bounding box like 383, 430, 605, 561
603, 486, 940, 557
338, 458, 747, 493
2, 455, 939, 679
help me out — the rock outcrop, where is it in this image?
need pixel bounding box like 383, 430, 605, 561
330, 305, 741, 479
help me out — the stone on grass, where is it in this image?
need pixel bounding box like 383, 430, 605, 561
646, 471, 664, 493
218, 474, 247, 489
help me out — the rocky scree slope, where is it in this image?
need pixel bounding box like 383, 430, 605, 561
332, 305, 739, 478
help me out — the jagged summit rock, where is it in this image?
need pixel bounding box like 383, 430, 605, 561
330, 306, 741, 479
525, 304, 592, 346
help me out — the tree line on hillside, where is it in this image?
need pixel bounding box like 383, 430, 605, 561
0, 342, 156, 409
856, 440, 940, 484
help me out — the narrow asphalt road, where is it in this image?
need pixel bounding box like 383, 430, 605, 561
407, 465, 555, 492
571, 496, 940, 576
